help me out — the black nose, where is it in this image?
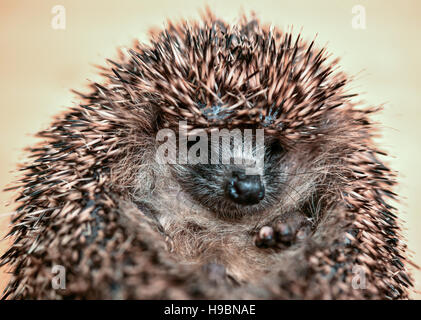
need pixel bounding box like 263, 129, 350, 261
225, 172, 265, 205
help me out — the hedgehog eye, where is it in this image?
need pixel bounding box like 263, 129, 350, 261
268, 140, 284, 157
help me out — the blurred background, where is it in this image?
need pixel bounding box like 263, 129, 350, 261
0, 0, 420, 298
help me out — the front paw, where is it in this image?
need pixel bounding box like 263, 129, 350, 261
254, 218, 312, 249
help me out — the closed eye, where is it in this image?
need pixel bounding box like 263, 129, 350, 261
267, 139, 285, 158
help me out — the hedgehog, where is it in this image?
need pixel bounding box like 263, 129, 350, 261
0, 10, 414, 299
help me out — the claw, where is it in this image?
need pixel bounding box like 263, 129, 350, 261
275, 222, 295, 244
255, 226, 276, 248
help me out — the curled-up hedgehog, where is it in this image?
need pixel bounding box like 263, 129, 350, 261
0, 10, 414, 299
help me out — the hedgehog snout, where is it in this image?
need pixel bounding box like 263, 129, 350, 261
225, 171, 265, 205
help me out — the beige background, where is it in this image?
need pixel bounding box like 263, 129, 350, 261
0, 0, 420, 298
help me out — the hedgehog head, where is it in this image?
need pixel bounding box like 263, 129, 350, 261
92, 14, 370, 220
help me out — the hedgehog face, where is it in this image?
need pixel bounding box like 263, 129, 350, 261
167, 131, 296, 219
127, 19, 353, 221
